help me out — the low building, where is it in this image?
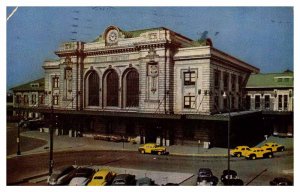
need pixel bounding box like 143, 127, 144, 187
10, 78, 45, 120
245, 70, 293, 136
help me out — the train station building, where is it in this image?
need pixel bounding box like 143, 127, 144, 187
11, 26, 267, 147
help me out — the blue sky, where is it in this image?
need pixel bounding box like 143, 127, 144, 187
6, 7, 293, 89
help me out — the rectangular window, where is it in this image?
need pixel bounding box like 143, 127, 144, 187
231, 96, 235, 109
183, 71, 196, 85
255, 95, 260, 109
53, 77, 59, 88
284, 95, 288, 110
32, 94, 37, 105
214, 95, 219, 110
53, 95, 59, 105
278, 95, 282, 110
238, 96, 242, 109
39, 95, 45, 104
245, 95, 251, 110
223, 97, 228, 110
184, 96, 195, 109
231, 74, 236, 91
223, 72, 229, 91
16, 95, 21, 104
214, 70, 220, 89
238, 76, 243, 92
24, 95, 29, 104
264, 95, 270, 109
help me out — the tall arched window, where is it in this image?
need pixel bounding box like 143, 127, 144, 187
106, 70, 119, 106
126, 70, 139, 107
88, 71, 99, 106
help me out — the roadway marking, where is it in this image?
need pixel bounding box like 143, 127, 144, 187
245, 168, 268, 186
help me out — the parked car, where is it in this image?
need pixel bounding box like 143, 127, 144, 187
136, 177, 155, 186
87, 168, 116, 186
47, 165, 76, 185
21, 119, 45, 130
261, 142, 285, 152
196, 168, 218, 186
245, 147, 273, 160
221, 169, 244, 186
69, 177, 91, 186
230, 146, 252, 157
111, 174, 136, 186
68, 167, 95, 186
197, 180, 214, 186
270, 177, 293, 186
163, 183, 179, 186
138, 143, 168, 155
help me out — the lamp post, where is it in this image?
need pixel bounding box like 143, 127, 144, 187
16, 97, 21, 156
49, 93, 54, 175
223, 92, 231, 173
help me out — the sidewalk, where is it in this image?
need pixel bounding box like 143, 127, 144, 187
7, 130, 228, 159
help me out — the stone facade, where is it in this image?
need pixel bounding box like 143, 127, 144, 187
39, 26, 261, 146
43, 26, 259, 115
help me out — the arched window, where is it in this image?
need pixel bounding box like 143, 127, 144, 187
126, 70, 139, 107
106, 70, 119, 106
88, 71, 99, 106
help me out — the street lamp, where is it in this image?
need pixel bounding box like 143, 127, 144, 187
16, 96, 21, 156
49, 93, 54, 175
222, 91, 231, 173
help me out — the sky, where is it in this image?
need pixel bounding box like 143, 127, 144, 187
6, 7, 293, 89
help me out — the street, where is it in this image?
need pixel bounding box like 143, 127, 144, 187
6, 124, 293, 186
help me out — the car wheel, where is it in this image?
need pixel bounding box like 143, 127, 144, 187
141, 150, 145, 154
251, 155, 256, 160
280, 147, 285, 152
158, 151, 162, 155
236, 153, 241, 157
268, 154, 273, 158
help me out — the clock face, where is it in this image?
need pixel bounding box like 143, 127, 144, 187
106, 30, 118, 44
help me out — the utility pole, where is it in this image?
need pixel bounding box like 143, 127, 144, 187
49, 94, 54, 175
16, 100, 21, 156
223, 92, 231, 173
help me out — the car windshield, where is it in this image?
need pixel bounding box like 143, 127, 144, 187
53, 170, 62, 174
94, 176, 103, 180
113, 180, 125, 184
199, 172, 211, 176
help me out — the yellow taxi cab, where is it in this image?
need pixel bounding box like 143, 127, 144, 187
138, 143, 167, 155
244, 147, 273, 160
260, 142, 285, 152
230, 146, 251, 157
87, 168, 116, 186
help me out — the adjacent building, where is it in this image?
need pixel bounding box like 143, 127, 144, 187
9, 78, 45, 120
245, 70, 293, 136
